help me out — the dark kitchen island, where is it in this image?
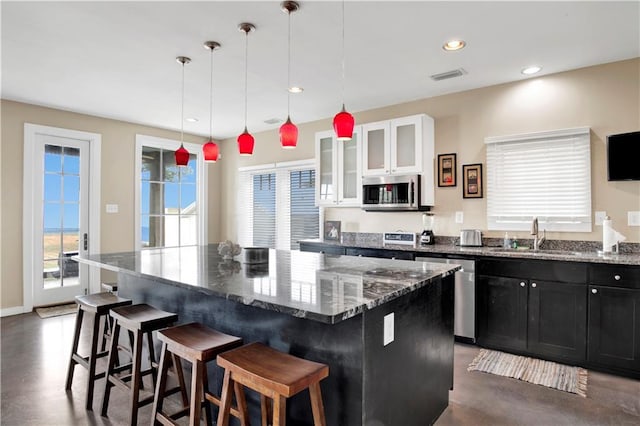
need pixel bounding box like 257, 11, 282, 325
75, 245, 459, 426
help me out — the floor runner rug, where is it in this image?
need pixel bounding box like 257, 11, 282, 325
35, 303, 77, 319
468, 348, 587, 397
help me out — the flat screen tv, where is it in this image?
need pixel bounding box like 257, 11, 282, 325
607, 131, 640, 181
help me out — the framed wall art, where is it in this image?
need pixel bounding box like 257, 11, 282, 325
324, 220, 341, 241
437, 153, 457, 187
462, 163, 483, 199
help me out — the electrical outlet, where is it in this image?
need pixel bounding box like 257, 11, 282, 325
629, 211, 640, 227
383, 313, 394, 346
105, 204, 119, 213
595, 211, 607, 226
455, 211, 464, 224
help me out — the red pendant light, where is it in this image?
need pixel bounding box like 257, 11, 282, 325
333, 104, 354, 140
333, 0, 354, 141
279, 1, 299, 149
237, 23, 256, 156
238, 127, 255, 155
175, 56, 191, 167
279, 116, 298, 149
203, 41, 221, 163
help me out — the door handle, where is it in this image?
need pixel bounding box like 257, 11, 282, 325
531, 282, 537, 288
520, 282, 526, 287
83, 233, 88, 251
592, 288, 598, 294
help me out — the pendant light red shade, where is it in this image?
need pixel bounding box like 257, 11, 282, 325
279, 116, 298, 149
237, 127, 255, 156
333, 104, 355, 140
175, 143, 190, 166
202, 140, 219, 162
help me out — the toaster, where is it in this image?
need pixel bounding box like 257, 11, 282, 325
460, 229, 483, 247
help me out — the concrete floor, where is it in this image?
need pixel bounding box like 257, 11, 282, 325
1, 312, 639, 425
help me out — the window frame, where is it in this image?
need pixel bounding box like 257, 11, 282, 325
485, 127, 592, 233
237, 159, 320, 250
134, 134, 208, 250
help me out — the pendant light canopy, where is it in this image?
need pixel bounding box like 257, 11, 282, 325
237, 22, 256, 156
175, 56, 191, 166
279, 1, 299, 149
203, 41, 221, 163
333, 0, 354, 141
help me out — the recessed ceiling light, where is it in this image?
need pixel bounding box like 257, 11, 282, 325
521, 66, 542, 75
288, 86, 304, 93
185, 117, 199, 123
443, 39, 466, 51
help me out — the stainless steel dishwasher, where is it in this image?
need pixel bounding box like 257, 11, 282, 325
415, 256, 475, 342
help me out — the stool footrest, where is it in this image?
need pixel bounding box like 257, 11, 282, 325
205, 393, 243, 419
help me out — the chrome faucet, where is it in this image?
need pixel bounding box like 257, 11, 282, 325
531, 217, 546, 251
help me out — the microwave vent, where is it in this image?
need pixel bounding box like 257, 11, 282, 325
430, 68, 467, 81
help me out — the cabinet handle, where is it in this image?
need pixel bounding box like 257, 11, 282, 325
592, 288, 598, 294
614, 274, 621, 281
385, 170, 389, 173
391, 257, 396, 260
319, 251, 325, 254
531, 282, 537, 288
520, 282, 526, 287
358, 254, 363, 257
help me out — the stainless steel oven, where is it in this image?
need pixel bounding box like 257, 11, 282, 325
415, 256, 475, 342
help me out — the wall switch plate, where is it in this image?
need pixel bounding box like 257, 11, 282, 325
383, 313, 394, 346
595, 211, 607, 226
105, 204, 119, 213
629, 211, 640, 227
455, 211, 464, 224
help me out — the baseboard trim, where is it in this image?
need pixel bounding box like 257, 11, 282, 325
0, 306, 28, 317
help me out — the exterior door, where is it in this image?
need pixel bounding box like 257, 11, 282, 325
24, 124, 100, 308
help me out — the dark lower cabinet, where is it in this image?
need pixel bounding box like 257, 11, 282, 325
528, 280, 586, 362
299, 241, 345, 255
477, 275, 527, 352
588, 285, 640, 373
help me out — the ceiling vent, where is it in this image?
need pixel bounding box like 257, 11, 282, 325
430, 68, 467, 81
264, 118, 282, 124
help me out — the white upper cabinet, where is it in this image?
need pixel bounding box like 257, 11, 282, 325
315, 127, 362, 207
362, 114, 434, 206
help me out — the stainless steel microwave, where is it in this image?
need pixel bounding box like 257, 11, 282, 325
362, 174, 427, 211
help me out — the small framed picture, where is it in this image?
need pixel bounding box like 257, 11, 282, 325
438, 153, 457, 187
324, 220, 341, 241
462, 163, 483, 199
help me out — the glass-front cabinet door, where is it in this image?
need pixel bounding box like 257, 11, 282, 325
315, 128, 362, 207
391, 115, 423, 174
362, 121, 389, 176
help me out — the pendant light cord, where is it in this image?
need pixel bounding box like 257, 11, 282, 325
341, 0, 345, 108
209, 48, 214, 140
287, 8, 292, 117
244, 30, 249, 130
180, 61, 185, 145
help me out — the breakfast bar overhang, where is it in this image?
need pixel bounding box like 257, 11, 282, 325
75, 245, 459, 426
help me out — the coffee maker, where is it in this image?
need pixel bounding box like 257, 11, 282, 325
420, 213, 435, 245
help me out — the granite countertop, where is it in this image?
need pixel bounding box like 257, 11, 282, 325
74, 245, 460, 324
300, 239, 640, 266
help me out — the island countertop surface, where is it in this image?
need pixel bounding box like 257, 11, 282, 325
75, 245, 460, 324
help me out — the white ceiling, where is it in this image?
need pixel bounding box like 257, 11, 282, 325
2, 1, 639, 140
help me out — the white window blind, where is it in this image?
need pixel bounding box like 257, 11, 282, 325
485, 127, 591, 232
237, 160, 319, 250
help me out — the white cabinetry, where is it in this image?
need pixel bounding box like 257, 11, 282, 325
362, 114, 434, 206
315, 127, 362, 207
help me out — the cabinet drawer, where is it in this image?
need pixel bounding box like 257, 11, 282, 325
299, 242, 345, 255
589, 264, 640, 289
345, 248, 414, 260
478, 258, 587, 284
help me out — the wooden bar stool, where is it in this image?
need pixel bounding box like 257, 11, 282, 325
151, 322, 246, 426
65, 292, 132, 410
101, 303, 185, 425
216, 342, 329, 426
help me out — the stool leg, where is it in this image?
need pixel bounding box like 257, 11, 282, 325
172, 354, 189, 408
260, 395, 271, 426
101, 319, 121, 417
272, 395, 286, 426
189, 360, 204, 426
65, 306, 83, 390
234, 382, 250, 426
151, 342, 171, 426
85, 311, 102, 410
201, 363, 213, 426
216, 369, 234, 426
147, 329, 158, 387
309, 382, 326, 426
129, 329, 144, 426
